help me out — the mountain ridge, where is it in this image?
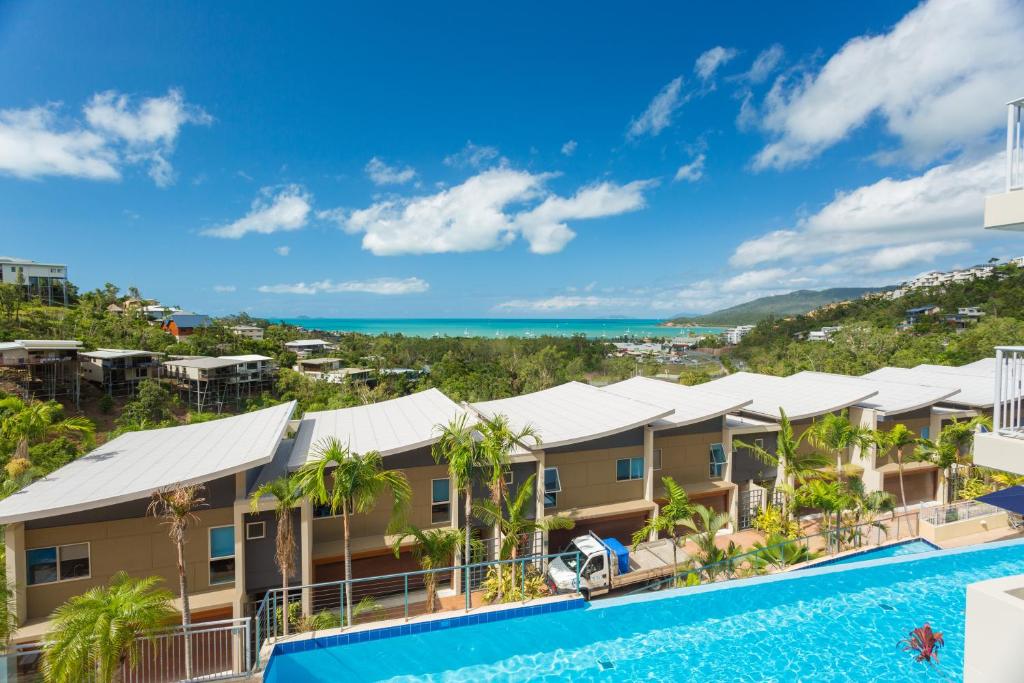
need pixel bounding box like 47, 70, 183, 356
673, 287, 886, 326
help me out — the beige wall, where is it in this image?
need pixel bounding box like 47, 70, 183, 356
653, 426, 723, 490
23, 507, 234, 620
545, 444, 644, 513
875, 415, 932, 467
313, 463, 451, 552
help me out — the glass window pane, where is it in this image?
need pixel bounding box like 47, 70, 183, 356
710, 443, 726, 464
920, 427, 930, 440
431, 502, 450, 525
616, 459, 630, 481
59, 543, 89, 580
26, 547, 57, 585
431, 479, 449, 504
209, 557, 235, 585
630, 457, 644, 480
210, 527, 235, 559
544, 492, 557, 508
544, 468, 560, 493
653, 449, 662, 470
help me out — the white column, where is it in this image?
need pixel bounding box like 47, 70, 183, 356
535, 451, 548, 555
450, 474, 462, 595
723, 417, 739, 532
6, 523, 25, 626
855, 407, 884, 494
300, 499, 313, 615
231, 501, 247, 620
643, 426, 658, 541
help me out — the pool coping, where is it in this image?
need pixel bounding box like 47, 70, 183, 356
590, 535, 1024, 610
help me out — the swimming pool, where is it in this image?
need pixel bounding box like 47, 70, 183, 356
263, 538, 1024, 682
808, 538, 942, 567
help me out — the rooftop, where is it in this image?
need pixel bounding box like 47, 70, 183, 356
162, 357, 241, 370
862, 366, 994, 408
701, 371, 878, 421
163, 314, 212, 328
80, 348, 159, 360
470, 381, 672, 449
601, 376, 750, 429
286, 339, 331, 347
288, 388, 466, 468
220, 354, 273, 362
792, 370, 960, 416
0, 402, 296, 524
298, 357, 343, 365
13, 339, 83, 351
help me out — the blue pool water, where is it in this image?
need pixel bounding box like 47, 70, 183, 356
811, 539, 942, 567
264, 539, 1024, 682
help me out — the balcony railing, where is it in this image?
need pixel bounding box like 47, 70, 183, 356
1007, 99, 1024, 191
994, 347, 1024, 436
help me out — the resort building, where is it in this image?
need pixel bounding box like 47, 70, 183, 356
0, 257, 69, 306
230, 324, 264, 340
0, 402, 296, 644
79, 348, 163, 396
161, 313, 213, 341
723, 325, 755, 345
0, 339, 82, 406
284, 339, 333, 358
984, 96, 1024, 231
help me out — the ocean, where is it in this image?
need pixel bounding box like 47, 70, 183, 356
274, 318, 724, 339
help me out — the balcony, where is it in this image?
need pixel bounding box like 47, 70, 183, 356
984, 98, 1024, 230
974, 346, 1024, 473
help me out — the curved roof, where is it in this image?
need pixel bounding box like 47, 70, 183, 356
288, 388, 466, 467
602, 376, 750, 429
0, 401, 296, 524
863, 366, 993, 408
702, 372, 877, 421
792, 371, 960, 416
470, 381, 673, 449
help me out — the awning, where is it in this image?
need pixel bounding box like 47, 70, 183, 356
977, 486, 1024, 515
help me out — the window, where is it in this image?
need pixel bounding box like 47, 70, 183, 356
583, 555, 604, 578
503, 471, 514, 486
543, 467, 561, 508
754, 438, 764, 450
920, 426, 930, 440
653, 449, 662, 471
616, 456, 644, 482
27, 543, 90, 586
709, 443, 727, 478
209, 526, 235, 585
431, 478, 451, 525
246, 521, 266, 540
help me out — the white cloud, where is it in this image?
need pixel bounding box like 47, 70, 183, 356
0, 106, 117, 180
813, 240, 972, 275
496, 295, 639, 312
732, 152, 1002, 266
561, 140, 578, 156
721, 268, 793, 292
339, 168, 654, 255
674, 153, 706, 182
202, 185, 312, 239
0, 89, 209, 185
274, 246, 290, 256
364, 156, 416, 185
213, 284, 236, 293
257, 277, 429, 295
745, 44, 785, 83
443, 141, 500, 168
752, 0, 1024, 169
627, 76, 684, 139
695, 46, 738, 81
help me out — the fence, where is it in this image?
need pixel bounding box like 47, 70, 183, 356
994, 346, 1024, 437
251, 549, 581, 671
3, 618, 250, 683
631, 511, 921, 594
1007, 100, 1024, 192
923, 499, 1002, 526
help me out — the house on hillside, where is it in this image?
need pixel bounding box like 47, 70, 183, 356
161, 314, 212, 341
0, 257, 69, 305
230, 324, 264, 340
284, 339, 333, 358
80, 349, 163, 396
0, 340, 82, 405
944, 306, 985, 330
902, 305, 941, 328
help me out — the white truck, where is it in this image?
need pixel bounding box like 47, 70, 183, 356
545, 531, 685, 599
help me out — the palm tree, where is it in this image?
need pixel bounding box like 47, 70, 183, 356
473, 473, 574, 593
917, 416, 992, 501
0, 398, 94, 462
733, 408, 829, 521
806, 410, 872, 483
681, 504, 733, 580
250, 475, 302, 636
147, 483, 205, 679
794, 479, 849, 553
631, 476, 695, 574
42, 572, 175, 683
751, 532, 821, 571
391, 526, 464, 613
432, 415, 483, 579
870, 424, 919, 510
295, 437, 411, 627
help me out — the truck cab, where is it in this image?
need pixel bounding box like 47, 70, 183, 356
546, 532, 629, 598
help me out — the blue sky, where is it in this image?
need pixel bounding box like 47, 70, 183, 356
1, 0, 1023, 318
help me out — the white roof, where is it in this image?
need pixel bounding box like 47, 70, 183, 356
286, 339, 330, 347
792, 371, 960, 416
701, 372, 878, 421
602, 376, 750, 429
914, 362, 994, 377
862, 367, 994, 408
220, 354, 273, 362
81, 348, 157, 360
298, 357, 342, 365
726, 414, 781, 432
470, 381, 672, 450
13, 339, 82, 350
289, 388, 466, 468
960, 358, 997, 373
163, 357, 240, 370
0, 402, 296, 524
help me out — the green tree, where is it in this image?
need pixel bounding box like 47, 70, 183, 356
296, 437, 411, 626
147, 484, 205, 679
432, 414, 483, 583
390, 526, 464, 613
116, 380, 175, 433
681, 504, 734, 579
806, 410, 872, 483
42, 572, 175, 683
631, 476, 695, 574
794, 479, 849, 553
0, 398, 94, 462
869, 424, 919, 510
751, 532, 821, 571
250, 475, 302, 635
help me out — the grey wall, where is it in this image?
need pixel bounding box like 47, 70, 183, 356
731, 432, 779, 483
545, 427, 645, 455
244, 508, 302, 595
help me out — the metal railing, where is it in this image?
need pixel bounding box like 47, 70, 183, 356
923, 499, 1001, 526
994, 347, 1024, 436
1008, 99, 1024, 191
631, 511, 921, 594
4, 618, 250, 683
251, 549, 581, 671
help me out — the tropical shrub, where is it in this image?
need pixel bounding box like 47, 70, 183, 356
752, 505, 800, 539
481, 564, 549, 603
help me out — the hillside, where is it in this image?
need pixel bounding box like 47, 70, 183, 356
675, 287, 883, 326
